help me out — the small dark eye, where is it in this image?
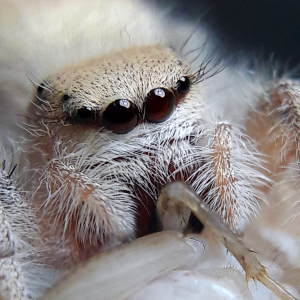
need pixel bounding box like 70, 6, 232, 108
145, 88, 175, 123
102, 99, 139, 134
37, 83, 45, 96
176, 76, 190, 95
75, 107, 96, 124
63, 94, 70, 101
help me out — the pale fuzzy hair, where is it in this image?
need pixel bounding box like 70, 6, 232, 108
0, 0, 273, 298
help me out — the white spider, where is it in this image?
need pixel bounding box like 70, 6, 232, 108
0, 1, 299, 300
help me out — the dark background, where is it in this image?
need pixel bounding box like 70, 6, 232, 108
158, 0, 300, 76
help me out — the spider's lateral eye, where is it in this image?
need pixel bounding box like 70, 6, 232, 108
37, 83, 45, 96
75, 107, 96, 124
63, 94, 70, 101
145, 87, 175, 123
102, 99, 139, 134
176, 76, 190, 95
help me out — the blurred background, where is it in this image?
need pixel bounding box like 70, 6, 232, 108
158, 0, 300, 76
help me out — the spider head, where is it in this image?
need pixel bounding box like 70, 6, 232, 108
26, 44, 261, 253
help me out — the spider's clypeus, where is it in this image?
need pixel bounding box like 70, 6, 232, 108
0, 1, 300, 300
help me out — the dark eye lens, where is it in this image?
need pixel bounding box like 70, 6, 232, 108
37, 82, 45, 96
176, 76, 190, 95
76, 107, 95, 124
145, 88, 175, 123
63, 94, 70, 101
102, 99, 138, 134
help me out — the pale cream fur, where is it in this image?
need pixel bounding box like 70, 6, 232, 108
0, 1, 300, 300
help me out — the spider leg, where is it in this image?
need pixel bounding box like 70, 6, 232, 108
245, 79, 300, 296
157, 181, 298, 300
0, 157, 28, 300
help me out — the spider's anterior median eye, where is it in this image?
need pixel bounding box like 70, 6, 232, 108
176, 76, 190, 95
102, 99, 139, 134
75, 107, 96, 124
145, 88, 175, 123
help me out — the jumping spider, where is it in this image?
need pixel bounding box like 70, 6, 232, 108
0, 1, 299, 299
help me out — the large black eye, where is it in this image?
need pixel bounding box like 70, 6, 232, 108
176, 76, 190, 95
102, 99, 139, 134
75, 107, 96, 124
145, 88, 175, 123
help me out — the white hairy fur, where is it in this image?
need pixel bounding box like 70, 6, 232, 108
1, 1, 300, 300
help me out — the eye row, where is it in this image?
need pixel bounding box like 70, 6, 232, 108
73, 76, 190, 134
